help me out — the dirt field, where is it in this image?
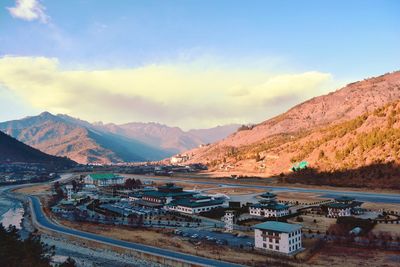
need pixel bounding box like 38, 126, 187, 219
14, 184, 51, 195
308, 244, 400, 267
276, 192, 328, 203
372, 223, 400, 235
363, 202, 400, 212
287, 215, 336, 233
205, 187, 265, 195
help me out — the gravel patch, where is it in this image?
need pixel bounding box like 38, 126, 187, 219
42, 234, 163, 267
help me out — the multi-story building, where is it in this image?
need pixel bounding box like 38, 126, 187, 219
141, 183, 194, 205
84, 173, 124, 187
165, 195, 224, 214
249, 192, 289, 218
325, 196, 363, 218
254, 221, 302, 255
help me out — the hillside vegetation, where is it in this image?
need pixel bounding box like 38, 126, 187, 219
186, 71, 400, 189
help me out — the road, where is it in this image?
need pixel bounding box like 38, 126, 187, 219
29, 196, 243, 267
136, 176, 400, 204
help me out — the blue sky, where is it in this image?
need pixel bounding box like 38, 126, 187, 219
0, 0, 399, 128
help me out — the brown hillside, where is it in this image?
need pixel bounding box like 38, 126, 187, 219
186, 71, 400, 184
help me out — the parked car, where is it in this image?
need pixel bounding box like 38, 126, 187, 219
191, 234, 199, 239
174, 229, 182, 235
216, 239, 228, 245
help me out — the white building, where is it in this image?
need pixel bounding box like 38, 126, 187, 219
325, 196, 363, 218
165, 195, 224, 214
224, 210, 235, 232
170, 154, 189, 164
254, 221, 302, 255
84, 173, 124, 187
249, 192, 289, 218
66, 185, 73, 201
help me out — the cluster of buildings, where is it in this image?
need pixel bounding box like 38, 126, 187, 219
134, 182, 225, 214
0, 163, 58, 185
324, 196, 364, 218
249, 192, 290, 218
51, 173, 372, 257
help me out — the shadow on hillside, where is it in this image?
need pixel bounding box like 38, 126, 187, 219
279, 162, 400, 190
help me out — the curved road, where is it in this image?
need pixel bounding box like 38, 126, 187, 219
29, 196, 243, 267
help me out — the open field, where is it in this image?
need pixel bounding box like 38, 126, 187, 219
363, 202, 400, 212
372, 223, 400, 235
204, 187, 264, 195
308, 244, 400, 267
287, 215, 336, 233
14, 184, 51, 195
276, 192, 329, 203
57, 220, 271, 266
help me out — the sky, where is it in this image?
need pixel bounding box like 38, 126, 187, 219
0, 0, 399, 129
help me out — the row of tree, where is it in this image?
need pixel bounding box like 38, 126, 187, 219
0, 225, 75, 267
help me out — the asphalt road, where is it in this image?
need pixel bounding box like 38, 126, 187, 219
29, 196, 244, 267
136, 176, 400, 204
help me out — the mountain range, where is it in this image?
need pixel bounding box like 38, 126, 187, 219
0, 113, 239, 164
0, 130, 75, 167
185, 71, 400, 187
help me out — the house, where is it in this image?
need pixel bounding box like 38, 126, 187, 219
165, 195, 224, 214
325, 196, 363, 218
84, 173, 124, 187
254, 221, 302, 255
170, 154, 189, 164
249, 192, 289, 218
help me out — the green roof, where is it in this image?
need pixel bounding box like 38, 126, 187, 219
142, 190, 194, 198
167, 198, 224, 208
254, 221, 302, 233
260, 192, 276, 198
88, 173, 120, 180
334, 196, 355, 202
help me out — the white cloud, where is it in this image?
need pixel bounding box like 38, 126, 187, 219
0, 56, 337, 129
7, 0, 49, 23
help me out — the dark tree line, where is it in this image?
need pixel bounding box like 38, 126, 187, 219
0, 225, 75, 267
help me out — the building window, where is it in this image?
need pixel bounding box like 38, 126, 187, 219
275, 245, 279, 250
275, 239, 278, 243
263, 243, 266, 248
269, 244, 273, 249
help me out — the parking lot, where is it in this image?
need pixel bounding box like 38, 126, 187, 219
174, 228, 254, 248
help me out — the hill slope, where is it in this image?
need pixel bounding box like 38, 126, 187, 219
0, 130, 75, 167
0, 112, 170, 164
186, 71, 400, 185
0, 113, 239, 164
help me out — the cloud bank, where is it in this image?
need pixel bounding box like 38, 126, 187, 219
7, 0, 49, 23
0, 56, 334, 129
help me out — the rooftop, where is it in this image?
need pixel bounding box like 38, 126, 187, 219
88, 173, 121, 180
335, 196, 355, 202
251, 202, 289, 210
260, 192, 276, 198
142, 190, 194, 198
254, 221, 302, 233
167, 198, 224, 208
